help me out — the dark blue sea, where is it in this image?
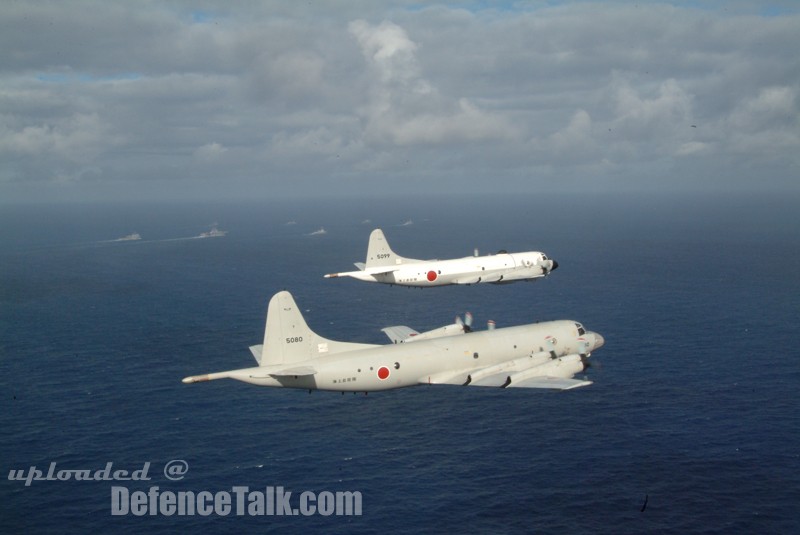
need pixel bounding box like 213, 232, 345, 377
2, 193, 799, 534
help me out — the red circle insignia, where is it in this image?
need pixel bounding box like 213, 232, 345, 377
427, 270, 437, 282
377, 366, 390, 380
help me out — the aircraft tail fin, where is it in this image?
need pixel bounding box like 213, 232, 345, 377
260, 291, 379, 366
365, 229, 415, 268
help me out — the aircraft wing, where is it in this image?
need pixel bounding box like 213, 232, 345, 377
420, 370, 471, 385
452, 275, 482, 285
466, 373, 590, 389
421, 360, 591, 390
324, 266, 400, 279
381, 325, 420, 343
420, 372, 589, 390
384, 323, 466, 343
506, 376, 592, 390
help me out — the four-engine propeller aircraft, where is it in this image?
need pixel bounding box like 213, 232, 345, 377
182, 291, 603, 392
324, 229, 558, 287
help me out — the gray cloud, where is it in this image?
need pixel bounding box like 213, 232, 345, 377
1, 1, 798, 202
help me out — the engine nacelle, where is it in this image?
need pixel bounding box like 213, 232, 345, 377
469, 351, 552, 383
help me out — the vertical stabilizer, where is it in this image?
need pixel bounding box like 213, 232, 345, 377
262, 291, 317, 366
260, 291, 380, 366
365, 229, 415, 268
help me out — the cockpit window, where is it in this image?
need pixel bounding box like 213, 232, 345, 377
542, 254, 548, 260
575, 322, 586, 335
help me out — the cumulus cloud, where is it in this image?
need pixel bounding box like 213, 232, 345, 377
549, 109, 594, 154
349, 19, 429, 91
727, 86, 797, 131
348, 19, 518, 146
0, 112, 113, 162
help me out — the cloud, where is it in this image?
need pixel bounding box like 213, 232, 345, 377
193, 142, 228, 162
548, 109, 594, 154
676, 141, 710, 156
1, 1, 799, 201
612, 77, 693, 133
348, 19, 518, 146
0, 112, 113, 161
349, 19, 428, 90
727, 86, 797, 130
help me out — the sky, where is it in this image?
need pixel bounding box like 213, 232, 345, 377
1, 0, 798, 203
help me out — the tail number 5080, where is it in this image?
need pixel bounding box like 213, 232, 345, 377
286, 337, 303, 344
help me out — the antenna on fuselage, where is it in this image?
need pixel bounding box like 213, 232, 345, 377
455, 312, 474, 333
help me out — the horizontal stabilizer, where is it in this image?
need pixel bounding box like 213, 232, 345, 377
268, 366, 317, 377
366, 266, 401, 275
507, 376, 592, 390
354, 262, 366, 271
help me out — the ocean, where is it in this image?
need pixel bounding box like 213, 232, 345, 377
1, 193, 798, 533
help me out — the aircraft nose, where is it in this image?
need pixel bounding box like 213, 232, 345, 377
551, 260, 559, 271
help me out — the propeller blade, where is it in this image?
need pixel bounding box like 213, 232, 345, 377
544, 336, 557, 358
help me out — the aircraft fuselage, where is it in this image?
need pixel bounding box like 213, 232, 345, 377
324, 229, 558, 287
337, 252, 556, 287
190, 319, 601, 392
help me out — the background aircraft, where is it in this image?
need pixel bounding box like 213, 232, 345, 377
182, 291, 604, 392
324, 229, 558, 287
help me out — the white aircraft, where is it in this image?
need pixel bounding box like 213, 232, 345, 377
182, 291, 604, 392
324, 229, 558, 287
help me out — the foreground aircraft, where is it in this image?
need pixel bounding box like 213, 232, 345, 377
324, 229, 558, 287
182, 291, 604, 392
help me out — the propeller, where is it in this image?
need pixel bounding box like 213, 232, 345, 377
455, 311, 474, 333
577, 338, 603, 373
542, 259, 559, 276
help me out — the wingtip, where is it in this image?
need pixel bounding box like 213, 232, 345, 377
182, 375, 209, 384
